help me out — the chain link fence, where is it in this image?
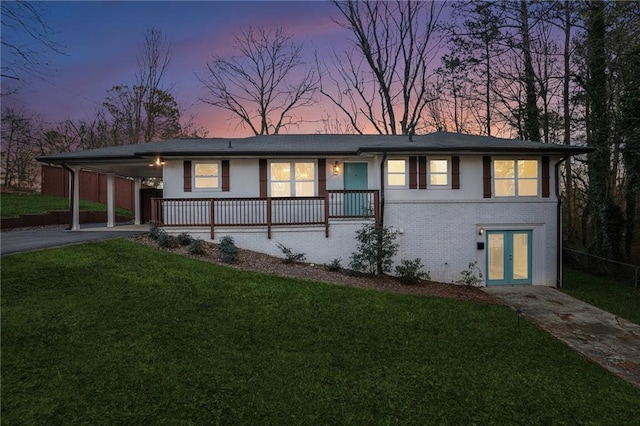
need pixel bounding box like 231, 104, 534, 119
563, 248, 639, 289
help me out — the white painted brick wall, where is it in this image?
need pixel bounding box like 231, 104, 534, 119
385, 200, 557, 286
167, 199, 557, 286
168, 220, 369, 266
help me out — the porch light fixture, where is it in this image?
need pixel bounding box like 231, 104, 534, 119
149, 156, 165, 167
479, 227, 485, 236
333, 161, 340, 176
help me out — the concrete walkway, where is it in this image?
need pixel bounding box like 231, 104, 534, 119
1, 224, 146, 256
484, 286, 640, 388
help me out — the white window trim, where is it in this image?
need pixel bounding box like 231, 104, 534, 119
428, 157, 451, 189
493, 159, 539, 198
193, 160, 221, 191
386, 158, 407, 188
268, 160, 317, 197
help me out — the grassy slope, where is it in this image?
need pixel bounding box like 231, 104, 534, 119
563, 267, 640, 324
0, 193, 132, 218
2, 240, 639, 424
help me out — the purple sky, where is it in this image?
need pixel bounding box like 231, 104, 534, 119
3, 1, 349, 137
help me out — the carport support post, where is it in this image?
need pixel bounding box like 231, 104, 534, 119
71, 166, 80, 230
134, 178, 142, 225
106, 173, 115, 228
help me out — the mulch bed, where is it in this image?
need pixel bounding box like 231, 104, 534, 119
131, 235, 501, 305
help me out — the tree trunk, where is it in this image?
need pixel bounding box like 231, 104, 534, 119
563, 0, 575, 240
585, 0, 613, 258
520, 0, 541, 141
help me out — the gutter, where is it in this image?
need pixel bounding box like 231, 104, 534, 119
555, 156, 570, 289
61, 163, 75, 230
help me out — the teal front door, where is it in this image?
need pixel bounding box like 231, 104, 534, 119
344, 163, 368, 216
486, 230, 533, 285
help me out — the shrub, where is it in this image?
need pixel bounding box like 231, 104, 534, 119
148, 221, 162, 240
277, 243, 306, 264
456, 261, 483, 286
349, 223, 398, 275
327, 258, 342, 272
395, 258, 430, 285
157, 231, 179, 249
176, 232, 193, 246
188, 239, 206, 256
218, 236, 239, 263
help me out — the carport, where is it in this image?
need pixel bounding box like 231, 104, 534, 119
38, 144, 165, 230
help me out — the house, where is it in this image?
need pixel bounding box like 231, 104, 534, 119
37, 132, 591, 287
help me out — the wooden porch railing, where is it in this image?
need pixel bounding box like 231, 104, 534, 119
150, 190, 379, 239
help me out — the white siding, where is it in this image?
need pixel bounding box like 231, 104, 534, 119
163, 158, 260, 198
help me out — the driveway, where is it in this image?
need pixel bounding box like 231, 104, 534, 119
1, 224, 146, 256
484, 286, 640, 388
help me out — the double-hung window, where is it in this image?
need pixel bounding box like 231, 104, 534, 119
387, 159, 406, 187
494, 159, 538, 197
429, 159, 449, 187
270, 161, 315, 197
194, 162, 220, 190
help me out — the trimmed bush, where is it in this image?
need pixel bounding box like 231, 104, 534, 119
188, 239, 206, 256
350, 223, 398, 275
176, 232, 193, 246
157, 231, 179, 249
327, 258, 342, 272
395, 258, 430, 285
277, 243, 306, 264
456, 261, 483, 286
148, 221, 162, 240
218, 236, 239, 263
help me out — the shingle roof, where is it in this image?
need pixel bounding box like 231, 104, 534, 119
37, 131, 592, 165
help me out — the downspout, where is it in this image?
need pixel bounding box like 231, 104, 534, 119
555, 156, 570, 289
379, 153, 387, 227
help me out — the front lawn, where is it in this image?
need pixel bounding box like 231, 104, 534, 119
2, 240, 639, 424
0, 192, 132, 218
563, 267, 640, 324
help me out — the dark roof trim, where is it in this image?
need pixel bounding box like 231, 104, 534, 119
134, 150, 362, 157
359, 146, 593, 155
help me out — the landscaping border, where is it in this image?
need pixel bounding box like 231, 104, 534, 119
1, 211, 133, 230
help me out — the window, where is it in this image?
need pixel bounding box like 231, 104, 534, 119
494, 159, 538, 197
194, 162, 219, 189
387, 159, 406, 186
270, 161, 315, 197
429, 159, 449, 186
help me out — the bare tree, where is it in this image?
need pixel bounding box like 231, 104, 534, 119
446, 0, 505, 136
103, 28, 179, 144
320, 0, 444, 135
1, 108, 41, 189
198, 26, 318, 135
1, 1, 64, 94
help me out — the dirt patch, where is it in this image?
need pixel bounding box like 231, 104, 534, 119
131, 235, 500, 305
557, 312, 574, 321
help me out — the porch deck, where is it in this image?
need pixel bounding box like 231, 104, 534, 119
151, 190, 379, 239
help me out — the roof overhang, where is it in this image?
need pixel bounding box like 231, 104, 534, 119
37, 132, 594, 178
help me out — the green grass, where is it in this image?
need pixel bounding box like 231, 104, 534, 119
3, 240, 639, 424
563, 267, 640, 324
0, 193, 132, 218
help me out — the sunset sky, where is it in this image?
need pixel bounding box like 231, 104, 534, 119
3, 1, 363, 137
